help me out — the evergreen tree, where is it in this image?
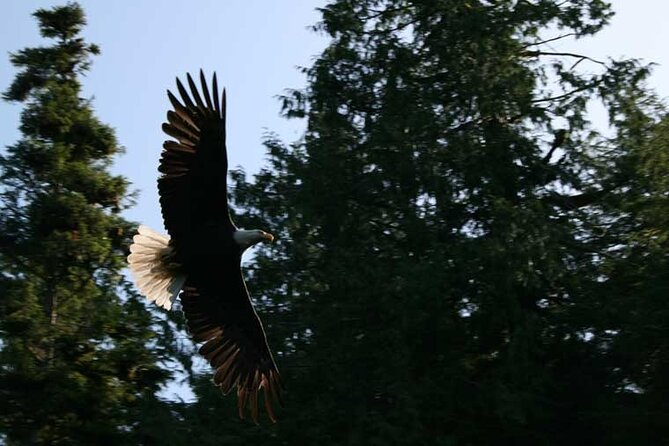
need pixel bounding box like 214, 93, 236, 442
588, 89, 669, 443
177, 0, 668, 444
0, 4, 174, 444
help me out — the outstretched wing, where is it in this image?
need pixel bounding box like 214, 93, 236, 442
181, 264, 283, 423
158, 71, 282, 422
158, 70, 235, 253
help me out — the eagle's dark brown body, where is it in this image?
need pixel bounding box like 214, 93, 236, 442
128, 71, 281, 423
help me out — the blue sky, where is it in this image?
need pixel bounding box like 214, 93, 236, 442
2, 1, 668, 233
2, 0, 327, 232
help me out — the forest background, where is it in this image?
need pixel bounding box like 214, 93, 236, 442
1, 1, 668, 444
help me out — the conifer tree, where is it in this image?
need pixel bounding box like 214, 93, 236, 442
177, 1, 668, 444
0, 4, 173, 444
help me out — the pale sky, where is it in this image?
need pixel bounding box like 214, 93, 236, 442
1, 0, 668, 234
1, 0, 328, 232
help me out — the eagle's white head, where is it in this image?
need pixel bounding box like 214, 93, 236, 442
233, 229, 274, 251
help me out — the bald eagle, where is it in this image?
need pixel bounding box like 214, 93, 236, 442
127, 71, 282, 423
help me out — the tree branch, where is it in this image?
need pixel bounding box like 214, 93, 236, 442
542, 188, 611, 210
542, 129, 567, 163
532, 81, 601, 103
522, 33, 577, 48
522, 50, 605, 66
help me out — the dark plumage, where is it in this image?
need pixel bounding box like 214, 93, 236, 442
128, 71, 281, 423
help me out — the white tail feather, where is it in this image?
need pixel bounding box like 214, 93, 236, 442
127, 225, 186, 311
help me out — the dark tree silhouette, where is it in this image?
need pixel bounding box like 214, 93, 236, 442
0, 3, 175, 444
177, 0, 668, 444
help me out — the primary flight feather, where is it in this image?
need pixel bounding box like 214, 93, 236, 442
127, 70, 282, 423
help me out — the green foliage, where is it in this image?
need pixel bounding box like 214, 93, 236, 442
176, 0, 668, 444
0, 3, 173, 444
3, 1, 667, 444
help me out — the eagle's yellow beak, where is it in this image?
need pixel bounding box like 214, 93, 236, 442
263, 232, 275, 243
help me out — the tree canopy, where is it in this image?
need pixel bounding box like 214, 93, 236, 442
1, 1, 667, 445
0, 3, 174, 444
206, 0, 668, 443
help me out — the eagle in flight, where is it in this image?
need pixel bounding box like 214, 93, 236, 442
127, 71, 282, 423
